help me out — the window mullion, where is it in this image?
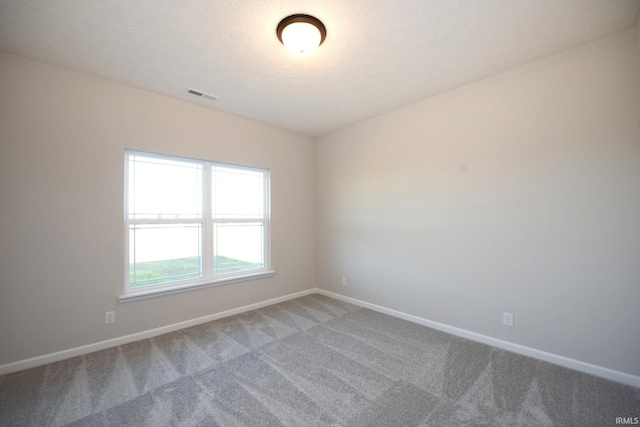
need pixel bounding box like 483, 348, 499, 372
127, 218, 204, 225
211, 219, 265, 226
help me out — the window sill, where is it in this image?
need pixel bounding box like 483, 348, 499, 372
118, 270, 275, 303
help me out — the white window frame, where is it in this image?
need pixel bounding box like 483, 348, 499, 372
121, 150, 273, 302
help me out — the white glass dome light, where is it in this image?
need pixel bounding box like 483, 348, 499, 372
281, 22, 321, 55
277, 15, 326, 56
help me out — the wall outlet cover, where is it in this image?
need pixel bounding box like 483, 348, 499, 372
503, 312, 514, 327
105, 311, 115, 324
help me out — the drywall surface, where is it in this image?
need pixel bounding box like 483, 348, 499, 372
0, 52, 316, 366
316, 29, 640, 376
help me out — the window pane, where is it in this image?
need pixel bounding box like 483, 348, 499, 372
212, 166, 264, 219
129, 223, 202, 287
128, 154, 203, 219
214, 222, 264, 275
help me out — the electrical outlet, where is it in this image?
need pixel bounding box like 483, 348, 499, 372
503, 312, 514, 327
105, 311, 115, 324
341, 277, 347, 286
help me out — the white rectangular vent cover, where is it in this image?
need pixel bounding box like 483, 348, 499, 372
187, 88, 218, 101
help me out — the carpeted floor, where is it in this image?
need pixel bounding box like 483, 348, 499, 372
1, 294, 638, 426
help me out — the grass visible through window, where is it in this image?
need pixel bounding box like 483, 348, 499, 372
130, 256, 262, 287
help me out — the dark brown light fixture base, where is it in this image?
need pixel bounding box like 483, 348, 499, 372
276, 14, 327, 46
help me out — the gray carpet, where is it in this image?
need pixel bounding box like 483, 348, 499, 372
1, 294, 638, 426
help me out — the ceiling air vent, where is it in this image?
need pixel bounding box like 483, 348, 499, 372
187, 88, 218, 102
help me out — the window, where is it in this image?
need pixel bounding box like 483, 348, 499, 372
123, 150, 272, 299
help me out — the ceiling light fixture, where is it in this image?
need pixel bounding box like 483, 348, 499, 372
277, 14, 326, 56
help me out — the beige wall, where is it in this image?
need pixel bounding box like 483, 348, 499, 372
0, 52, 316, 366
316, 29, 640, 376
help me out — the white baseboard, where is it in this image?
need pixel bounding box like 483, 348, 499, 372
3, 287, 639, 388
0, 288, 316, 376
316, 289, 640, 388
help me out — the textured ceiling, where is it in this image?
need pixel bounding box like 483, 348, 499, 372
0, 1, 638, 136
